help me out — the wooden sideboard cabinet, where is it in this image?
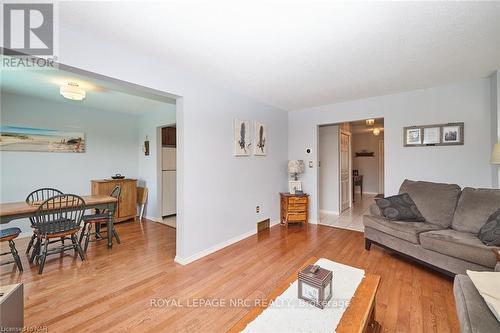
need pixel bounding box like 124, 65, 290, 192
280, 193, 309, 226
91, 179, 137, 223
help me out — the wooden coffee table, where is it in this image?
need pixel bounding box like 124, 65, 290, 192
229, 257, 381, 333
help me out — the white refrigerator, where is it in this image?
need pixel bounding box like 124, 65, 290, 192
162, 147, 176, 216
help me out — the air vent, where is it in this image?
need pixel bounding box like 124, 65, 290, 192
257, 219, 270, 233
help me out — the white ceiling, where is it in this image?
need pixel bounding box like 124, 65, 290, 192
0, 58, 176, 114
60, 1, 500, 111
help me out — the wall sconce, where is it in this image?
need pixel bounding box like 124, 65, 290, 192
143, 136, 149, 156
373, 128, 381, 136
366, 119, 375, 126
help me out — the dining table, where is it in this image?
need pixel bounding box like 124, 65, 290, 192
0, 195, 118, 248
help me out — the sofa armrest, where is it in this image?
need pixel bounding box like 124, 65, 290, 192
453, 275, 500, 333
369, 203, 382, 217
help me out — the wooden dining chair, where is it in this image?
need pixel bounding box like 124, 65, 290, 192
32, 194, 86, 274
25, 188, 63, 255
79, 186, 121, 252
137, 186, 148, 221
0, 227, 23, 271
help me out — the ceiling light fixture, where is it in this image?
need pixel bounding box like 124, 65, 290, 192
373, 128, 380, 136
366, 119, 375, 126
60, 82, 86, 101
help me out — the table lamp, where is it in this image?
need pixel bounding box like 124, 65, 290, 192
288, 160, 305, 181
491, 144, 500, 164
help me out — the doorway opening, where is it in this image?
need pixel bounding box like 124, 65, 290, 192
318, 118, 385, 231
157, 125, 177, 229
1, 52, 181, 258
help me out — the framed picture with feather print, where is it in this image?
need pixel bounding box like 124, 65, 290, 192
234, 119, 251, 156
254, 121, 267, 156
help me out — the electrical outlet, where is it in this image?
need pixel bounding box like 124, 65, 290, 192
256, 205, 260, 213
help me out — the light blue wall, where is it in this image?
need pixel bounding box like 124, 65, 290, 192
290, 78, 493, 222
0, 91, 172, 234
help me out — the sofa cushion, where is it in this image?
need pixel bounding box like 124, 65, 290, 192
363, 215, 442, 244
452, 187, 500, 234
478, 209, 500, 246
369, 203, 383, 218
420, 229, 497, 268
399, 179, 461, 228
453, 275, 500, 333
375, 193, 425, 221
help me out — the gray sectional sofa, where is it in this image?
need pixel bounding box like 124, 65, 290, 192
454, 270, 500, 333
363, 179, 500, 275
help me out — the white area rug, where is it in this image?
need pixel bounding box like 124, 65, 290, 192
243, 258, 365, 333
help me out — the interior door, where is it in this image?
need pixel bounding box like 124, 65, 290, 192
340, 131, 351, 212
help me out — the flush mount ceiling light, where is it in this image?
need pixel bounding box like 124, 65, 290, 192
60, 82, 86, 101
373, 128, 381, 136
366, 119, 375, 126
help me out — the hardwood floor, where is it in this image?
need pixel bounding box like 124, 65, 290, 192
0, 220, 459, 332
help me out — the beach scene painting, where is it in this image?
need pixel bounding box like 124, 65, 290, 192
0, 126, 85, 153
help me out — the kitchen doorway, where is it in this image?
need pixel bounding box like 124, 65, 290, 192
159, 125, 177, 228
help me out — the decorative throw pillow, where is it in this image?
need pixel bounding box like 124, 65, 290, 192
478, 209, 500, 246
375, 193, 425, 222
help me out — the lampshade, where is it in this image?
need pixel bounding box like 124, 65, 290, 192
491, 144, 500, 164
60, 82, 86, 101
288, 160, 305, 174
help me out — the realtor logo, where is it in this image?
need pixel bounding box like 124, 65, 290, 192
3, 3, 54, 55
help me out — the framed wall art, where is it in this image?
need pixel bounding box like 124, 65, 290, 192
403, 123, 464, 147
441, 124, 464, 145
234, 119, 251, 156
404, 128, 422, 146
0, 126, 85, 153
254, 121, 267, 156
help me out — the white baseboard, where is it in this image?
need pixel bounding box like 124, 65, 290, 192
308, 219, 319, 225
174, 219, 280, 266
354, 191, 379, 195
318, 220, 336, 227
145, 215, 162, 223
319, 209, 340, 216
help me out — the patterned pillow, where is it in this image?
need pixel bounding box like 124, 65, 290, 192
375, 193, 425, 222
478, 209, 500, 246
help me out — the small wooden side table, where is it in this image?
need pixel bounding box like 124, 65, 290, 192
280, 193, 309, 227
0, 283, 23, 330
353, 175, 363, 202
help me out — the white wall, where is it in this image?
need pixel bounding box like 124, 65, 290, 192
318, 125, 339, 215
289, 78, 493, 222
352, 132, 384, 194
57, 27, 289, 263
0, 91, 140, 233
137, 105, 176, 221
492, 71, 499, 187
